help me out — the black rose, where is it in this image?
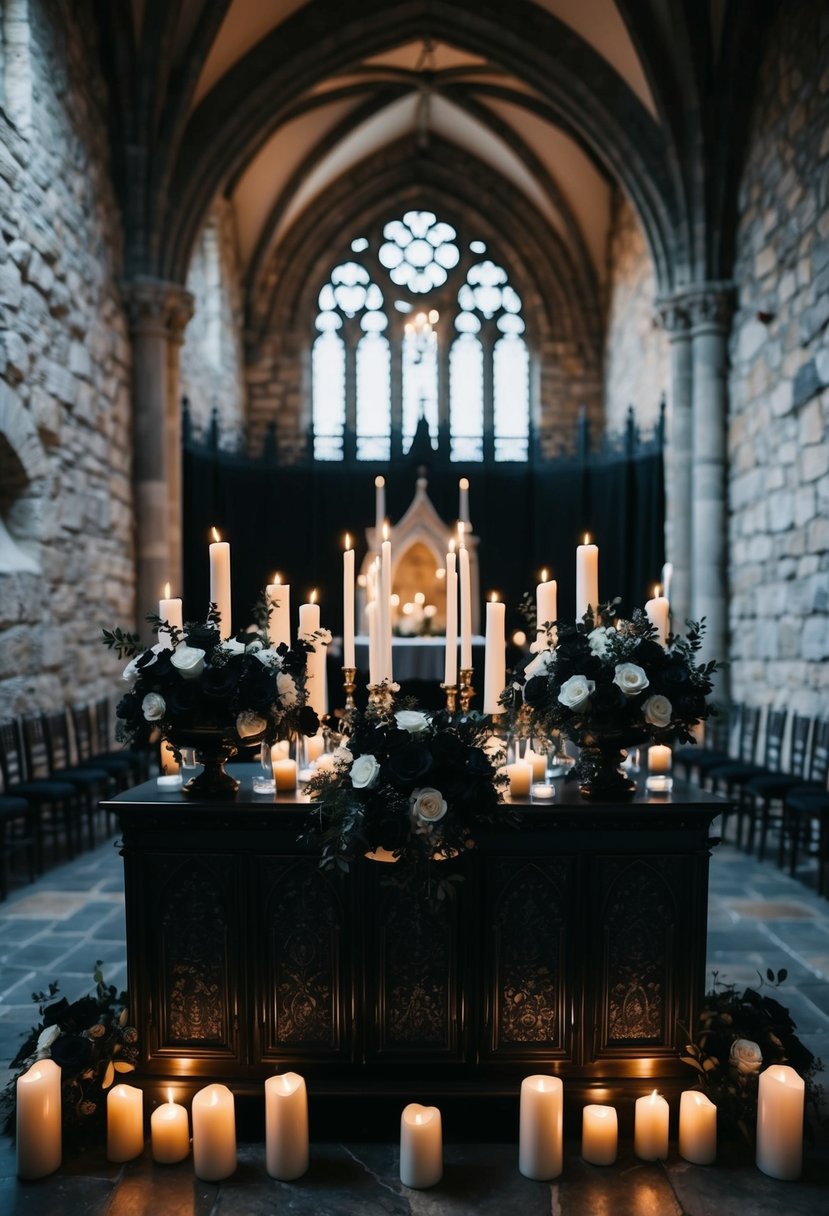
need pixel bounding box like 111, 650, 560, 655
135, 649, 158, 673
555, 628, 591, 660
591, 682, 625, 715
374, 808, 408, 852
466, 747, 494, 779
185, 623, 220, 654
523, 675, 553, 709
634, 639, 667, 669
51, 1034, 94, 1072
42, 997, 70, 1028
238, 664, 276, 711
298, 705, 320, 736
165, 680, 201, 721
115, 693, 142, 723
66, 996, 101, 1030
385, 741, 433, 788
430, 732, 466, 772
661, 658, 691, 688
381, 726, 411, 752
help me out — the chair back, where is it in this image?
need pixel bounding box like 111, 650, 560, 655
21, 715, 53, 780
763, 709, 787, 771
789, 714, 812, 778
739, 705, 761, 765
0, 720, 26, 786
44, 710, 74, 770
94, 697, 113, 753
808, 719, 829, 788
71, 704, 95, 762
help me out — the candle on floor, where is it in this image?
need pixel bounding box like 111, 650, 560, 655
519, 1075, 563, 1180
536, 569, 557, 644
16, 1059, 61, 1179
107, 1083, 144, 1162
634, 1090, 669, 1161
508, 761, 533, 798
459, 543, 472, 671
266, 573, 291, 649
272, 753, 298, 791
151, 1090, 190, 1164
645, 583, 670, 646
756, 1064, 804, 1180
679, 1090, 716, 1165
158, 582, 183, 649
343, 536, 355, 670
483, 595, 506, 715
444, 542, 458, 687
582, 1104, 617, 1165
265, 1072, 309, 1180
400, 1103, 442, 1189
575, 534, 599, 622
209, 528, 232, 639
192, 1083, 236, 1181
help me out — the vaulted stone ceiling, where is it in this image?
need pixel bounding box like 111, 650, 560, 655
103, 0, 768, 311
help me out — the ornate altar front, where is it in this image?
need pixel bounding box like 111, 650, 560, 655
106, 773, 724, 1135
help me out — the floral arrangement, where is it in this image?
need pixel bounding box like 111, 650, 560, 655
512, 605, 717, 789
103, 605, 322, 750
1, 965, 138, 1146
304, 703, 506, 896
682, 969, 823, 1141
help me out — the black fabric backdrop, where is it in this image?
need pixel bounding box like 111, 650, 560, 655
182, 447, 665, 685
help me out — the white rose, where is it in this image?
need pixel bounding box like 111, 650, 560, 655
276, 671, 298, 707
351, 754, 380, 789
588, 626, 613, 657
410, 786, 447, 824
524, 650, 555, 680
122, 644, 161, 682
613, 662, 650, 697
557, 674, 595, 711
395, 710, 430, 734
221, 637, 246, 656
245, 637, 264, 653
331, 746, 353, 768
236, 710, 267, 739
643, 694, 673, 728
142, 692, 166, 721
36, 1025, 61, 1054
730, 1038, 763, 1075
170, 645, 206, 679
255, 647, 282, 668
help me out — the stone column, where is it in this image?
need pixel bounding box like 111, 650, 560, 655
687, 283, 734, 685
657, 298, 693, 628
126, 278, 194, 633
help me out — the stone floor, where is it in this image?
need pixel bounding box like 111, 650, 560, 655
0, 831, 828, 1212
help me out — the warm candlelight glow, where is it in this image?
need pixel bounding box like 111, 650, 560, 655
490, 591, 499, 603
654, 583, 661, 597
272, 572, 281, 584
375, 475, 384, 488
540, 568, 548, 582
167, 1089, 174, 1103
345, 532, 351, 550
163, 581, 171, 598
583, 532, 590, 545
382, 520, 390, 541
310, 589, 317, 605
212, 526, 221, 542
459, 477, 469, 490
449, 537, 456, 553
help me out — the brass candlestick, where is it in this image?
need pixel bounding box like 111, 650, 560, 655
459, 667, 475, 714
440, 683, 458, 715
342, 666, 357, 713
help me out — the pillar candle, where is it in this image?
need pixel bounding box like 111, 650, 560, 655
507, 761, 533, 798
107, 1083, 144, 1162
272, 754, 298, 791
756, 1064, 804, 1180
575, 535, 599, 622
266, 575, 291, 649
679, 1090, 716, 1165
306, 734, 325, 764
160, 740, 179, 776
645, 584, 670, 646
459, 544, 472, 670
519, 1075, 563, 1180
158, 582, 183, 649
634, 1090, 669, 1160
444, 546, 458, 686
581, 1104, 618, 1166
151, 1091, 190, 1164
366, 600, 380, 686
524, 748, 547, 782
400, 1103, 442, 1189
192, 1083, 236, 1182
374, 475, 385, 546
536, 570, 557, 644
648, 744, 672, 774
16, 1059, 61, 1179
459, 476, 470, 525
265, 1072, 309, 1181
209, 528, 232, 639
343, 536, 355, 669
381, 527, 393, 684
299, 593, 326, 717
483, 597, 506, 715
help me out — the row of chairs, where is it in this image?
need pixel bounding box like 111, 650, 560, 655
675, 705, 829, 894
0, 699, 150, 899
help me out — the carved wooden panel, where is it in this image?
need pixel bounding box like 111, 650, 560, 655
370, 876, 459, 1056
598, 858, 678, 1051
261, 860, 345, 1055
484, 857, 571, 1057
155, 857, 235, 1053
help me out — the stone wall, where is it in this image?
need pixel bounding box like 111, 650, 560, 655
602, 187, 669, 435
0, 0, 131, 720
180, 199, 246, 445
728, 0, 829, 715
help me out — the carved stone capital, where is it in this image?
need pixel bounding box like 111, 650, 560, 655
683, 282, 735, 333
124, 276, 194, 339
656, 297, 691, 337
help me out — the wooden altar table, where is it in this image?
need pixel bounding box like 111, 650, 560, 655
105, 772, 727, 1135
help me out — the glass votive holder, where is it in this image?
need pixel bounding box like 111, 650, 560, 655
156, 773, 182, 789
180, 747, 197, 771
252, 741, 276, 794
530, 781, 555, 803
646, 774, 673, 794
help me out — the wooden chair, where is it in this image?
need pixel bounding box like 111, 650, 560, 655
0, 720, 78, 870
0, 787, 36, 900
673, 703, 737, 783
705, 705, 763, 840
726, 708, 788, 849
71, 702, 136, 789
744, 713, 812, 860
782, 719, 829, 880
43, 710, 114, 848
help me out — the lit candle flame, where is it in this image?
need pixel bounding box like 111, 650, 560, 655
490, 592, 499, 603
382, 520, 390, 541
583, 532, 591, 546
310, 589, 317, 605
345, 532, 351, 550
654, 583, 661, 598
211, 526, 221, 543
459, 477, 469, 490
272, 572, 281, 585
163, 581, 171, 598
650, 1089, 659, 1102
449, 538, 456, 554
167, 1088, 174, 1105
540, 568, 548, 583
375, 475, 385, 489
